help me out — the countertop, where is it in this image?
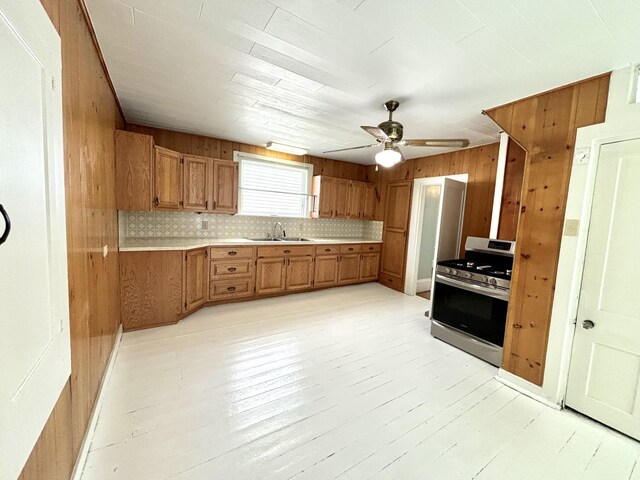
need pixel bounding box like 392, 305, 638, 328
119, 237, 383, 252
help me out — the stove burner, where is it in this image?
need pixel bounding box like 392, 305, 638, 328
466, 261, 475, 268
476, 265, 493, 271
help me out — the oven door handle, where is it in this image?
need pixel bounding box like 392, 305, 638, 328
435, 274, 510, 301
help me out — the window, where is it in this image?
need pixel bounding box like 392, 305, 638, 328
235, 152, 313, 217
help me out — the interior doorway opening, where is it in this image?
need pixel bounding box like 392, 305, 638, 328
405, 174, 468, 297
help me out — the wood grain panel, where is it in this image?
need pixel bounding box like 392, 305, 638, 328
126, 124, 370, 182
115, 130, 153, 211
485, 73, 610, 386
498, 139, 526, 240
20, 1, 125, 478
120, 251, 183, 330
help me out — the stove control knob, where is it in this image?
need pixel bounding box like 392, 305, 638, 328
488, 278, 497, 285
465, 272, 472, 279
451, 269, 458, 276
445, 268, 452, 274
480, 276, 488, 283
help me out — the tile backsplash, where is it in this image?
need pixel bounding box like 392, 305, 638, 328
120, 211, 383, 240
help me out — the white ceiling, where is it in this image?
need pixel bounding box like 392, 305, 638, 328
85, 0, 640, 164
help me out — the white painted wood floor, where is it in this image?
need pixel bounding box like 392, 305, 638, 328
81, 283, 640, 480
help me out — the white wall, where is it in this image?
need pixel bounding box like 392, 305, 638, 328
498, 66, 640, 405
417, 185, 441, 281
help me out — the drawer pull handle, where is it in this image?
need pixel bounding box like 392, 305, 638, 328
348, 247, 353, 251
227, 286, 236, 292
228, 251, 237, 256
325, 248, 331, 252
228, 267, 237, 272
284, 249, 291, 254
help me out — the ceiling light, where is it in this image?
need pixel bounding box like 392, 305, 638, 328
375, 144, 402, 167
266, 142, 307, 156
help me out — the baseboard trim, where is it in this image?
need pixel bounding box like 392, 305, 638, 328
71, 324, 123, 480
495, 369, 562, 410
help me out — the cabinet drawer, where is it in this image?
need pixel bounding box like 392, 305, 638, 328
379, 272, 403, 292
361, 243, 382, 253
209, 246, 253, 259
315, 245, 340, 256
210, 260, 253, 279
257, 245, 314, 258
209, 277, 253, 299
340, 244, 361, 254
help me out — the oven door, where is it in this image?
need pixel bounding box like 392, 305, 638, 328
431, 274, 509, 346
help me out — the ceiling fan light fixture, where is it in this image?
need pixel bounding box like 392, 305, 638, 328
375, 145, 402, 167
266, 141, 307, 156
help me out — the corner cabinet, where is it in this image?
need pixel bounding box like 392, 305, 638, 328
312, 175, 377, 220
115, 130, 238, 214
183, 248, 208, 312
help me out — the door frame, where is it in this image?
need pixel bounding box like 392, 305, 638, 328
557, 131, 640, 406
404, 174, 468, 295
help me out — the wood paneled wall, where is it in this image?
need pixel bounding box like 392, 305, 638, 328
126, 124, 370, 182
485, 73, 610, 386
20, 1, 124, 478
366, 143, 502, 255
497, 139, 527, 240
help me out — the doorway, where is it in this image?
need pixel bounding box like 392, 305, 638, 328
565, 137, 640, 440
405, 175, 467, 297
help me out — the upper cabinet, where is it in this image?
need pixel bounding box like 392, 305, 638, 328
183, 155, 210, 211
154, 147, 183, 210
115, 130, 238, 214
212, 159, 238, 214
311, 175, 376, 221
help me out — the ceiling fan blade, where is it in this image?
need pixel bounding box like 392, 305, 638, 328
361, 125, 389, 141
399, 139, 470, 148
323, 143, 380, 153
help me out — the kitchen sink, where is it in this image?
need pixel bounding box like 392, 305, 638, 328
245, 237, 311, 242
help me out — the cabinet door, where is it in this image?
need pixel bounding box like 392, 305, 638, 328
212, 159, 238, 213
116, 130, 154, 211
334, 179, 350, 218
313, 176, 336, 218
153, 146, 183, 210
338, 254, 360, 284
359, 253, 380, 281
348, 181, 366, 219
286, 256, 315, 291
380, 181, 412, 291
184, 248, 208, 312
363, 183, 377, 220
256, 257, 286, 295
314, 255, 339, 287
183, 155, 210, 211
120, 251, 183, 331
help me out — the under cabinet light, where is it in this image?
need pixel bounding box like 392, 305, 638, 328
266, 142, 308, 156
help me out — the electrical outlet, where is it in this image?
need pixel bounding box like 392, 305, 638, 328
102, 245, 108, 258
202, 220, 209, 230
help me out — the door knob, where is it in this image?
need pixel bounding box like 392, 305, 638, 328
582, 320, 595, 329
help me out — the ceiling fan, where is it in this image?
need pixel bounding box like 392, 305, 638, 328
324, 100, 469, 167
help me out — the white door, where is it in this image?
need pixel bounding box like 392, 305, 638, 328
434, 178, 466, 263
566, 138, 640, 440
0, 1, 70, 479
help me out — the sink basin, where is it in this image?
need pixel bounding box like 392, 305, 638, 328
245, 237, 311, 242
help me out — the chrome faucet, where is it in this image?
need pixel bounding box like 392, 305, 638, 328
273, 222, 286, 239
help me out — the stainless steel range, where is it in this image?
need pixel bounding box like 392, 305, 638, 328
430, 236, 515, 366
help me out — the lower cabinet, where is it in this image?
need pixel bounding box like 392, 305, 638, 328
338, 254, 361, 284
120, 250, 183, 331
286, 256, 315, 291
256, 257, 287, 295
359, 252, 380, 281
184, 248, 208, 312
314, 255, 339, 287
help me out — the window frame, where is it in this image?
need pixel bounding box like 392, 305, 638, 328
234, 151, 314, 218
